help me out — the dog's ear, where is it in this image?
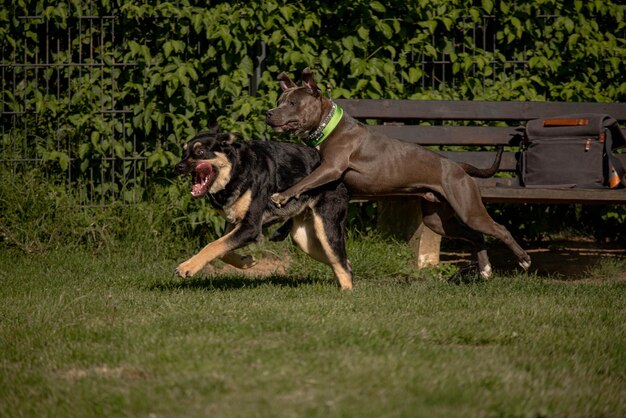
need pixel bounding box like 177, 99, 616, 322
301, 68, 321, 97
207, 122, 220, 134
277, 72, 296, 91
218, 132, 241, 146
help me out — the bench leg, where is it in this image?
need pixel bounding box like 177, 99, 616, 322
413, 223, 442, 268
376, 200, 442, 269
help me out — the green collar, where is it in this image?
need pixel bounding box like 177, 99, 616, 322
303, 102, 344, 147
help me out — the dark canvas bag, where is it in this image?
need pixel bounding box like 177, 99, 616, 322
521, 114, 626, 188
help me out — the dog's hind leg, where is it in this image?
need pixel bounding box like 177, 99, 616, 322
313, 203, 353, 290
439, 175, 531, 271
290, 209, 353, 290
268, 219, 293, 242
422, 201, 492, 278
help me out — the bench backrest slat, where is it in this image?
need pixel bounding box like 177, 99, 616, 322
336, 99, 626, 121
369, 125, 626, 146
370, 125, 521, 145
440, 151, 626, 173
439, 151, 517, 171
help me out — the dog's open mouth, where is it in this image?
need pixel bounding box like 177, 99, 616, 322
191, 162, 215, 197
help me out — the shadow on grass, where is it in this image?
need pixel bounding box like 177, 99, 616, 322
446, 262, 485, 285
150, 274, 333, 292
441, 239, 626, 281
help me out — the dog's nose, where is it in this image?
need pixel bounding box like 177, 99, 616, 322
175, 162, 186, 174
265, 110, 273, 120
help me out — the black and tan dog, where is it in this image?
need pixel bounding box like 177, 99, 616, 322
174, 126, 354, 289
266, 69, 531, 278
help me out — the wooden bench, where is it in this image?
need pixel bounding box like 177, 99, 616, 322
335, 99, 626, 267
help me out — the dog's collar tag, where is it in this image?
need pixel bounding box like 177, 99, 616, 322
304, 102, 343, 147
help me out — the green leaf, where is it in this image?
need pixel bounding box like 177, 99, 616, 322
425, 20, 437, 34
319, 53, 331, 71
279, 6, 294, 20
166, 83, 177, 97
510, 17, 522, 37
378, 21, 393, 39
114, 142, 125, 159
357, 26, 369, 41
482, 0, 494, 14
58, 153, 70, 171
574, 0, 583, 12
78, 143, 90, 159
163, 41, 172, 58
342, 36, 355, 51
370, 2, 385, 13
90, 131, 100, 147
239, 56, 253, 75
408, 67, 423, 83
424, 44, 437, 57
284, 25, 298, 40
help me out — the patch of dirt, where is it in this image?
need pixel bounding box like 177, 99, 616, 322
63, 365, 148, 381
441, 238, 626, 280
203, 254, 291, 277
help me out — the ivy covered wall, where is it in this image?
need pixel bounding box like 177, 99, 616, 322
1, 0, 625, 203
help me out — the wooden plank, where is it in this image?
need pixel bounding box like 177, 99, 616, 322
336, 99, 626, 122
479, 187, 626, 204
352, 187, 626, 204
369, 125, 523, 145
438, 151, 518, 172
367, 123, 626, 144
440, 151, 626, 172
474, 178, 518, 188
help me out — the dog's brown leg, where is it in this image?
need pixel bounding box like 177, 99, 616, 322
176, 226, 242, 278
271, 162, 348, 206
422, 201, 493, 278
218, 222, 256, 269
311, 210, 353, 290
439, 175, 531, 270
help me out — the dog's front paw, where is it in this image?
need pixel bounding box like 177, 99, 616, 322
175, 259, 203, 278
271, 192, 290, 207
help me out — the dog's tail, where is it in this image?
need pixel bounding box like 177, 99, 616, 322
458, 147, 503, 178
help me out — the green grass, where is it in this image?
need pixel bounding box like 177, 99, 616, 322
1, 237, 625, 418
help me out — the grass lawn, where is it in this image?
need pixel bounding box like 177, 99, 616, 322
1, 237, 625, 418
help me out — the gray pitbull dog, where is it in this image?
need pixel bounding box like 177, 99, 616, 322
265, 68, 531, 278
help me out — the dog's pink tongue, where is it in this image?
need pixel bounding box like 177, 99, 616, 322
196, 162, 212, 175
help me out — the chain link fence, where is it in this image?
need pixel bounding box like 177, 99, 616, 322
1, 10, 144, 204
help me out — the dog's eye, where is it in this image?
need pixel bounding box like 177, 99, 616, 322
196, 149, 205, 157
